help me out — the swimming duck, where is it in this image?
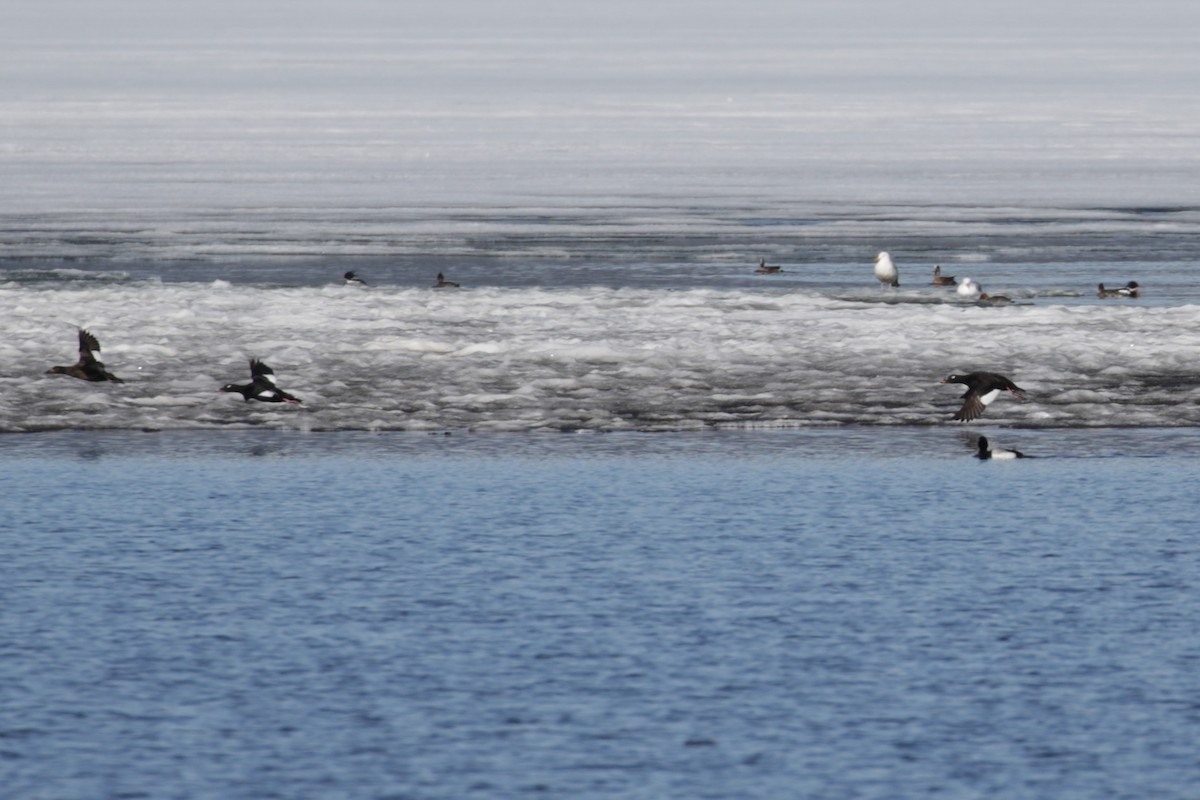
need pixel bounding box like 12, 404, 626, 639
756, 258, 783, 274
47, 328, 124, 383
1098, 281, 1139, 298
978, 292, 1012, 305
932, 265, 957, 286
940, 371, 1026, 422
873, 252, 900, 287
435, 272, 460, 288
976, 435, 1026, 460
343, 271, 368, 285
219, 359, 302, 404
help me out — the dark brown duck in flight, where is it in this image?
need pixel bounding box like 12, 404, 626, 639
47, 328, 124, 382
219, 359, 302, 404
940, 371, 1025, 422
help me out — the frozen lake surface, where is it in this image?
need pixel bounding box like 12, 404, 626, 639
3, 1, 1200, 797
2, 249, 1198, 432
3, 2, 1200, 434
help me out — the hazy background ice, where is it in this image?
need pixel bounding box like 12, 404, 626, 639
3, 0, 1200, 260
3, 0, 1200, 430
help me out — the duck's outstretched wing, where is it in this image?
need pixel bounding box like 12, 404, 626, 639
953, 393, 986, 422
74, 328, 124, 382
249, 359, 278, 385
77, 328, 102, 358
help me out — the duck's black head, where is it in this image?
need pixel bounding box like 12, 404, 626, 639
218, 383, 252, 400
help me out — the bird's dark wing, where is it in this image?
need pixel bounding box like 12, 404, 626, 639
74, 329, 105, 370
78, 328, 101, 356
953, 393, 986, 422
249, 359, 278, 385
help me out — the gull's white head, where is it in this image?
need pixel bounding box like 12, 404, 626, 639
957, 277, 980, 297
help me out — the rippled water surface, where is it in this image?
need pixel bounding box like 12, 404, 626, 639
3, 429, 1200, 799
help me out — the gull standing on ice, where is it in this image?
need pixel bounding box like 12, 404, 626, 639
956, 278, 981, 298
873, 252, 899, 287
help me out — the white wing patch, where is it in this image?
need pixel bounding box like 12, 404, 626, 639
979, 388, 1001, 406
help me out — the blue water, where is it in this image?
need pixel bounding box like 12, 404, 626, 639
6, 1, 1200, 794
3, 429, 1199, 799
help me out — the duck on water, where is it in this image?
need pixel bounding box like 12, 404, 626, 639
1098, 281, 1139, 298
976, 435, 1026, 460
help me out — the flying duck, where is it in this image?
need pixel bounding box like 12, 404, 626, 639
873, 252, 900, 287
976, 435, 1026, 460
932, 265, 957, 286
219, 359, 302, 404
434, 272, 460, 288
47, 328, 124, 383
940, 371, 1026, 422
1098, 281, 1139, 298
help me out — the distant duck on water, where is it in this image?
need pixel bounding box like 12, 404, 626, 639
978, 292, 1012, 305
976, 435, 1026, 460
47, 328, 124, 383
873, 252, 899, 287
932, 265, 957, 286
435, 272, 460, 288
1098, 281, 1139, 298
343, 271, 368, 285
756, 258, 783, 274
